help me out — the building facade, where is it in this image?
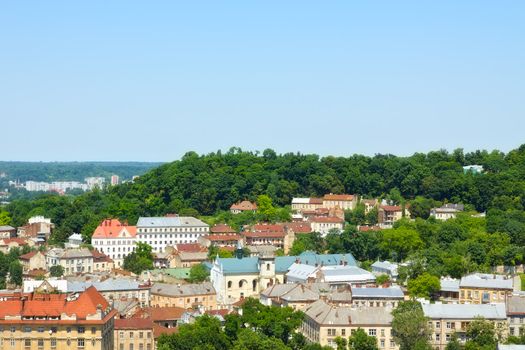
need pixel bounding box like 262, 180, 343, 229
91, 219, 137, 268
150, 282, 217, 310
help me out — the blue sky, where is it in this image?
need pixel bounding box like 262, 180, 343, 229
1, 1, 524, 161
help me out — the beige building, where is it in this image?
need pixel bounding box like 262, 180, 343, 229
309, 216, 344, 237
301, 299, 396, 349
291, 198, 324, 212
150, 282, 217, 310
242, 224, 295, 254
422, 303, 507, 350
378, 206, 410, 227
459, 273, 513, 304
46, 248, 94, 275
92, 250, 115, 272
362, 199, 379, 214
322, 194, 357, 211
0, 286, 116, 350
507, 294, 525, 337
114, 318, 154, 350
230, 200, 257, 214
19, 251, 47, 272
171, 251, 208, 268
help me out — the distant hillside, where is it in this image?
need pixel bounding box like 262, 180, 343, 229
0, 161, 163, 182
3, 145, 525, 243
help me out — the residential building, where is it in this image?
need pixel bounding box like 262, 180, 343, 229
0, 225, 16, 238
210, 224, 237, 235
242, 224, 295, 254
171, 250, 208, 268
0, 286, 116, 350
378, 206, 410, 228
507, 294, 525, 337
17, 216, 53, 241
350, 286, 404, 308
439, 277, 460, 302
134, 306, 186, 329
136, 215, 210, 253
371, 261, 399, 279
92, 250, 114, 272
362, 199, 379, 214
230, 200, 257, 214
68, 279, 151, 307
110, 175, 120, 186
65, 233, 83, 248
301, 299, 396, 349
19, 251, 47, 272
199, 234, 240, 249
46, 248, 94, 275
291, 198, 324, 212
150, 282, 217, 310
91, 219, 137, 268
209, 250, 356, 306
459, 273, 513, 304
463, 165, 484, 174
309, 217, 344, 237
430, 204, 464, 221
319, 265, 376, 287
114, 318, 154, 350
322, 194, 358, 211
422, 303, 507, 350
0, 237, 33, 253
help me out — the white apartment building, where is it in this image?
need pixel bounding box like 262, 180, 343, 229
136, 216, 210, 253
91, 219, 137, 267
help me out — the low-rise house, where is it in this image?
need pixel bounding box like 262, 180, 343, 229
459, 273, 513, 304
371, 261, 399, 279
0, 225, 16, 238
210, 224, 237, 235
150, 282, 217, 310
65, 232, 83, 248
362, 199, 379, 214
261, 283, 320, 310
199, 234, 240, 249
439, 277, 460, 302
430, 204, 464, 221
309, 217, 344, 237
350, 286, 404, 308
114, 318, 155, 350
68, 278, 151, 307
320, 265, 376, 287
246, 244, 278, 257
230, 200, 257, 214
140, 268, 191, 284
301, 299, 396, 349
18, 250, 47, 272
378, 205, 410, 228
113, 297, 141, 319
92, 249, 114, 272
0, 237, 33, 253
135, 306, 186, 329
243, 224, 295, 254
423, 303, 508, 350
507, 294, 525, 337
171, 250, 208, 268
46, 247, 94, 275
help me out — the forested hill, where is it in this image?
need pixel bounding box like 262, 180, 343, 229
3, 145, 525, 243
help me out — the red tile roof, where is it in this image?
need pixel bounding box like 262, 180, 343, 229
210, 224, 237, 234
92, 219, 137, 239
206, 234, 240, 241
230, 200, 257, 211
0, 238, 28, 246
285, 222, 312, 233
380, 205, 402, 212
358, 225, 381, 232
309, 216, 344, 223
115, 317, 153, 330
323, 194, 354, 201
175, 243, 207, 253
138, 306, 186, 321
244, 231, 285, 239
153, 323, 179, 338
91, 249, 113, 263
309, 198, 324, 204
19, 251, 38, 260
252, 224, 285, 233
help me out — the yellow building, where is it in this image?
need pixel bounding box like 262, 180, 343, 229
459, 273, 513, 304
301, 300, 397, 349
114, 318, 154, 350
150, 282, 217, 310
0, 286, 116, 350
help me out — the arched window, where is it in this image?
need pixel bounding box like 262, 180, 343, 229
227, 281, 232, 289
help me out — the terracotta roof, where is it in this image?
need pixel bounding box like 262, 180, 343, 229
19, 251, 38, 260
323, 194, 354, 201
206, 309, 230, 317
175, 243, 207, 253
206, 234, 240, 241
139, 306, 186, 322
210, 224, 237, 234
25, 268, 47, 278
285, 222, 312, 233
252, 224, 285, 233
309, 216, 344, 223
153, 323, 179, 338
309, 198, 324, 204
115, 317, 153, 330
380, 205, 402, 212
92, 219, 137, 239
65, 286, 110, 318
244, 231, 285, 239
358, 225, 381, 232
91, 249, 113, 263
0, 238, 28, 246
230, 200, 257, 211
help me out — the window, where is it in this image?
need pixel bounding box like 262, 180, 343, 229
37, 326, 45, 333
51, 327, 57, 333
147, 331, 151, 338
10, 326, 16, 333
67, 327, 72, 333
381, 329, 385, 337
23, 326, 31, 333
119, 344, 124, 350
435, 322, 441, 328
139, 344, 144, 350
130, 331, 134, 338
78, 326, 85, 333
91, 327, 96, 334
50, 338, 57, 348
10, 339, 15, 348
119, 331, 124, 338
147, 345, 151, 350
368, 329, 376, 336
24, 339, 31, 348
78, 338, 85, 348
435, 334, 440, 342
380, 339, 385, 348
228, 281, 232, 288
327, 329, 336, 336
130, 344, 134, 350
341, 329, 346, 336
38, 339, 44, 349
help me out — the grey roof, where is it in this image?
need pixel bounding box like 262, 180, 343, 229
137, 216, 209, 228
286, 263, 318, 280
151, 282, 215, 297
261, 283, 297, 298
61, 248, 93, 259
351, 286, 404, 299
507, 295, 525, 315
371, 260, 397, 271
321, 266, 376, 283
177, 251, 208, 261
498, 346, 525, 350
0, 225, 15, 231
422, 303, 506, 320
460, 273, 513, 290
68, 278, 144, 293
281, 285, 320, 302
440, 278, 460, 293
304, 299, 392, 326
327, 291, 353, 302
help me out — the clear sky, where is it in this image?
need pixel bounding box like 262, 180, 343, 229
1, 1, 524, 161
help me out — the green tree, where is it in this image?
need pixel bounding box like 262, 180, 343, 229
256, 195, 277, 222
188, 263, 209, 283
445, 333, 462, 350
348, 328, 379, 350
123, 242, 153, 274
8, 261, 23, 286
0, 209, 12, 225
376, 274, 391, 285
380, 227, 423, 261
232, 328, 289, 350
465, 317, 497, 349
391, 301, 432, 350
49, 265, 65, 277
407, 273, 441, 299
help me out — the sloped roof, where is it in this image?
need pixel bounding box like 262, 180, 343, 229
422, 303, 506, 320
230, 200, 257, 211
351, 286, 404, 298
323, 194, 354, 201
210, 224, 236, 234
92, 219, 137, 239
460, 273, 513, 290
137, 216, 208, 228
115, 317, 153, 330
304, 299, 392, 326
151, 282, 215, 297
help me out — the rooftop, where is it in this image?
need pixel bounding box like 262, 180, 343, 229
150, 282, 215, 297
92, 218, 137, 239
422, 303, 506, 320
137, 216, 209, 228
460, 273, 513, 290
351, 286, 404, 298
304, 299, 392, 326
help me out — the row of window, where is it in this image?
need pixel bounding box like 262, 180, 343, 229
118, 331, 151, 338
326, 328, 388, 337
138, 227, 209, 233
11, 326, 96, 334
3, 338, 90, 348
118, 343, 152, 350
